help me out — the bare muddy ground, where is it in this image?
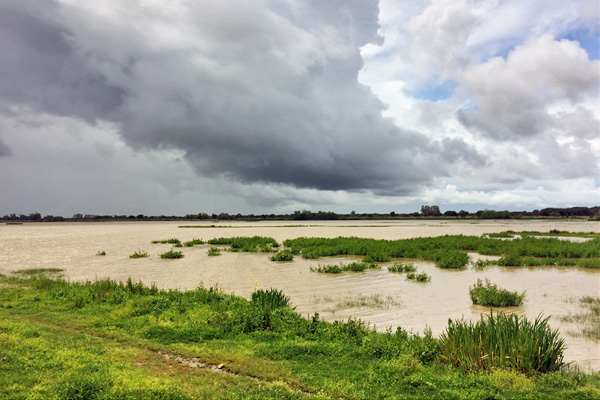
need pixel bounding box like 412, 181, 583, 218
1, 219, 599, 371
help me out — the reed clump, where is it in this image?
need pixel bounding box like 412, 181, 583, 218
469, 279, 525, 307
440, 313, 565, 374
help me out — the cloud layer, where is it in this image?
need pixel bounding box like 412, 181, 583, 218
0, 0, 598, 215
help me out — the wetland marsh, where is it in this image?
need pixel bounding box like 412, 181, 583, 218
1, 219, 599, 372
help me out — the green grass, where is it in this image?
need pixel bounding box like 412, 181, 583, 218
441, 313, 565, 373
207, 236, 279, 253
160, 250, 184, 259
207, 247, 221, 256
280, 235, 600, 269
0, 275, 598, 399
152, 238, 182, 245
469, 279, 525, 307
12, 268, 64, 276
129, 250, 149, 259
311, 262, 380, 273
470, 259, 496, 269
387, 262, 417, 273
406, 272, 431, 282
184, 238, 205, 247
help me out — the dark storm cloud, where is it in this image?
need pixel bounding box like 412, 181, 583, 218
0, 138, 11, 157
0, 2, 124, 122
0, 0, 480, 194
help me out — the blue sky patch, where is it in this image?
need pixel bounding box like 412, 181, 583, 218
406, 79, 458, 102
559, 27, 599, 60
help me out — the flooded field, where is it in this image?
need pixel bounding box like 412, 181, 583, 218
1, 219, 599, 371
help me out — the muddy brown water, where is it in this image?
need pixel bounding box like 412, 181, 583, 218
1, 220, 599, 371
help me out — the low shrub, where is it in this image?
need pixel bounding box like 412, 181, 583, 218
270, 250, 294, 262
96, 251, 106, 256
160, 250, 184, 259
440, 313, 565, 373
436, 250, 470, 269
469, 279, 525, 307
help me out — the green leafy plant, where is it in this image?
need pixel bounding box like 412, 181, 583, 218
387, 262, 416, 273
160, 250, 184, 259
184, 238, 205, 247
207, 247, 221, 256
406, 272, 430, 282
469, 279, 525, 307
270, 250, 294, 261
96, 251, 106, 256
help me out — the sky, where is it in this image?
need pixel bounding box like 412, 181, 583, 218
0, 0, 598, 217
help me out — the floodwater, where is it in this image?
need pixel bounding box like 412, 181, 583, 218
1, 220, 599, 371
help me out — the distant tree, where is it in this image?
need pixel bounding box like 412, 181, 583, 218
458, 210, 469, 218
29, 212, 42, 221
444, 210, 457, 217
421, 205, 441, 217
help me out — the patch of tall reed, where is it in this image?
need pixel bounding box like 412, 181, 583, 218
440, 313, 565, 374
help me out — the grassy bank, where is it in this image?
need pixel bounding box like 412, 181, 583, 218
1, 272, 598, 399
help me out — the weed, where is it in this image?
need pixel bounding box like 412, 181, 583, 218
129, 250, 149, 259
388, 262, 416, 273
96, 250, 106, 256
406, 272, 431, 282
160, 250, 184, 259
184, 238, 204, 247
471, 259, 495, 269
207, 247, 221, 256
311, 262, 379, 273
469, 279, 525, 307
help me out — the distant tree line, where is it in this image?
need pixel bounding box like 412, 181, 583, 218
2, 206, 599, 222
